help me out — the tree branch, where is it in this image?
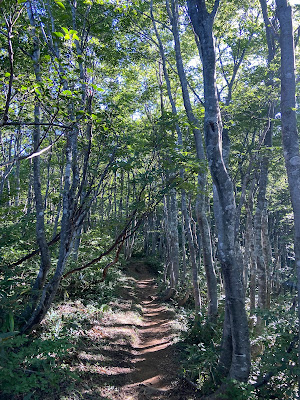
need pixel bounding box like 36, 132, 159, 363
5, 233, 60, 269
212, 0, 220, 19
4, 121, 72, 128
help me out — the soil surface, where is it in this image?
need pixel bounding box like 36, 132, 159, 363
68, 260, 198, 400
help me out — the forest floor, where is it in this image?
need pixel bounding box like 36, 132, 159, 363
59, 259, 199, 400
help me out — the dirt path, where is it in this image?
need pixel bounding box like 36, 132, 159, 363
120, 265, 179, 399
69, 260, 197, 400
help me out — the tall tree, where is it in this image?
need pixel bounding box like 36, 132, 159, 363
276, 0, 300, 391
165, 0, 218, 319
187, 0, 250, 381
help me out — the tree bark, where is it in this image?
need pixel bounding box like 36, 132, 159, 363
276, 0, 300, 392
255, 0, 276, 329
21, 0, 82, 332
187, 0, 250, 381
181, 190, 202, 314
27, 1, 51, 295
165, 0, 218, 318
162, 190, 179, 298
262, 210, 272, 308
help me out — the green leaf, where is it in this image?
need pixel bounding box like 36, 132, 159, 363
91, 84, 104, 92
54, 0, 66, 9
54, 31, 64, 38
9, 312, 14, 332
100, 304, 109, 312
34, 88, 41, 95
0, 331, 19, 342
62, 90, 72, 96
61, 27, 69, 34
4, 72, 11, 77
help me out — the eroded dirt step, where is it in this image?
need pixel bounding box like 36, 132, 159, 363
67, 261, 198, 400
118, 264, 179, 399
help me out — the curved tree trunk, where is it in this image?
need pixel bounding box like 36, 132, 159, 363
187, 0, 250, 381
21, 0, 82, 332
151, 2, 202, 312
165, 0, 218, 319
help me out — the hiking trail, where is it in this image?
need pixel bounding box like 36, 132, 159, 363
69, 260, 197, 400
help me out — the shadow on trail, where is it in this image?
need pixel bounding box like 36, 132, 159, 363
68, 261, 198, 400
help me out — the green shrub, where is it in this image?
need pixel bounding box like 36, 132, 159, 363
179, 314, 223, 393
218, 379, 257, 400
0, 334, 75, 399
250, 305, 298, 399
144, 255, 163, 274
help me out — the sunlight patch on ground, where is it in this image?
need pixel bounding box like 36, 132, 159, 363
71, 363, 133, 375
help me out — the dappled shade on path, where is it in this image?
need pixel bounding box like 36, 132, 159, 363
65, 261, 198, 400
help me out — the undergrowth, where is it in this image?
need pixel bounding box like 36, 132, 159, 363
178, 308, 223, 395
0, 265, 125, 400
0, 334, 75, 400
178, 295, 298, 399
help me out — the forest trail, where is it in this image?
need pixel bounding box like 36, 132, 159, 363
118, 261, 180, 399
71, 260, 197, 400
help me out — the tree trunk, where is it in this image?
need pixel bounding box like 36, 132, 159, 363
27, 1, 51, 296
246, 204, 257, 313
254, 164, 268, 329
181, 214, 187, 283
181, 190, 202, 314
170, 188, 180, 286
165, 0, 218, 319
276, 0, 300, 392
255, 0, 276, 329
262, 210, 272, 308
187, 0, 250, 381
21, 0, 81, 332
162, 193, 177, 299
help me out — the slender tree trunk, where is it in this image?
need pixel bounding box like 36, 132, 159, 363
181, 191, 202, 314
181, 213, 187, 282
151, 212, 158, 254
144, 216, 150, 255
25, 159, 33, 216
52, 164, 63, 239
262, 210, 272, 308
162, 191, 179, 299
27, 2, 51, 295
247, 204, 257, 313
254, 165, 268, 329
255, 0, 276, 330
21, 1, 82, 332
162, 0, 217, 318
170, 188, 180, 286
187, 0, 250, 381
276, 0, 300, 392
